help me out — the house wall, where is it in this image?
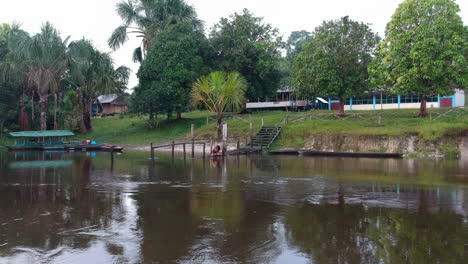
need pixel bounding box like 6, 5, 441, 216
102, 104, 128, 115
455, 90, 465, 107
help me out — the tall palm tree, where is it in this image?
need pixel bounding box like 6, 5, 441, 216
10, 22, 70, 131
68, 39, 130, 132
108, 0, 203, 62
191, 71, 247, 138
0, 23, 31, 131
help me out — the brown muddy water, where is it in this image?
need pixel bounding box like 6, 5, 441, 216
0, 151, 467, 264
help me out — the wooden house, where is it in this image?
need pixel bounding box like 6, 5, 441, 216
93, 94, 128, 116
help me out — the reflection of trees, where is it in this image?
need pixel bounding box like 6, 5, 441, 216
134, 186, 199, 263
366, 208, 466, 263
284, 200, 467, 264
250, 155, 281, 173
0, 154, 120, 258
188, 155, 283, 263
284, 203, 375, 264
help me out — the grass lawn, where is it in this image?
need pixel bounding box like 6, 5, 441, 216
84, 108, 468, 148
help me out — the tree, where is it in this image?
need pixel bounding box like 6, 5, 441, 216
293, 17, 380, 115
280, 30, 311, 88
369, 0, 467, 117
8, 22, 70, 131
68, 39, 130, 132
285, 30, 311, 60
191, 71, 247, 138
210, 9, 282, 102
108, 0, 203, 62
134, 22, 211, 120
0, 23, 31, 131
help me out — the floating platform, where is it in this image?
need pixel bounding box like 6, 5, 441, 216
269, 149, 402, 159
6, 130, 123, 152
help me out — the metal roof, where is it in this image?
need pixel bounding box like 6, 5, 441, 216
9, 130, 75, 138
97, 94, 119, 104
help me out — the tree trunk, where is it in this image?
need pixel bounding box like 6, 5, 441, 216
216, 113, 223, 138
31, 91, 35, 123
83, 99, 92, 132
53, 93, 59, 130
39, 95, 48, 131
418, 94, 428, 117
177, 111, 182, 119
18, 95, 30, 131
149, 105, 154, 120
338, 97, 345, 117
80, 119, 87, 133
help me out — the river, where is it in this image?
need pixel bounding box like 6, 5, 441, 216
0, 151, 467, 263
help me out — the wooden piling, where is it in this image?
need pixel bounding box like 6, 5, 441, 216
210, 137, 213, 155
183, 143, 186, 159
172, 141, 175, 160
150, 143, 154, 160
203, 143, 206, 158
192, 139, 195, 158
237, 138, 240, 150
110, 146, 114, 171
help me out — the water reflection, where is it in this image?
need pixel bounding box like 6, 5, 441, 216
0, 151, 467, 263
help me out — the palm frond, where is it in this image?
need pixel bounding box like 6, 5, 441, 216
116, 0, 139, 25
132, 46, 143, 62
108, 25, 129, 50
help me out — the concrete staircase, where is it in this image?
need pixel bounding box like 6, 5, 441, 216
249, 126, 282, 149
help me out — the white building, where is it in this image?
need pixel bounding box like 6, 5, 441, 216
246, 89, 465, 111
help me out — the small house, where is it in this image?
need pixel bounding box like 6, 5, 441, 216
93, 94, 128, 116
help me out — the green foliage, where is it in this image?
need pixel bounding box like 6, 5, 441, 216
133, 22, 211, 121
370, 0, 467, 110
67, 39, 130, 132
293, 17, 380, 113
280, 30, 311, 88
88, 109, 467, 148
109, 0, 203, 62
191, 71, 247, 137
0, 23, 26, 132
285, 30, 311, 60
210, 9, 282, 101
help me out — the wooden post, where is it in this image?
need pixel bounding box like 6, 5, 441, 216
172, 141, 175, 160
210, 137, 213, 155
237, 138, 240, 150
150, 143, 154, 160
203, 143, 206, 158
192, 139, 195, 158
183, 143, 186, 159
249, 115, 253, 137
110, 146, 114, 172
223, 124, 228, 156
191, 124, 195, 139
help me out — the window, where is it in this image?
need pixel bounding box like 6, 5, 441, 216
400, 95, 420, 103
400, 95, 439, 103
351, 97, 374, 105
376, 95, 398, 104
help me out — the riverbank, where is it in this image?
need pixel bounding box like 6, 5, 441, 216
2, 109, 467, 158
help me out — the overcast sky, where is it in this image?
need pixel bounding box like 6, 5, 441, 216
1, 0, 467, 89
